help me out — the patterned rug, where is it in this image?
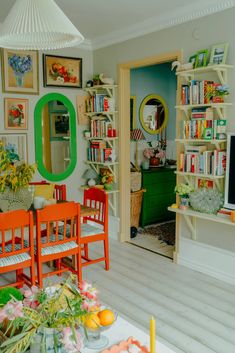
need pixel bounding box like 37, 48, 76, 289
140, 221, 175, 246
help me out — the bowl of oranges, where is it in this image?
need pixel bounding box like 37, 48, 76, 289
83, 307, 117, 349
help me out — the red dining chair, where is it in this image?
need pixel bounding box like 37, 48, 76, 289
35, 202, 80, 288
0, 210, 35, 289
79, 188, 109, 280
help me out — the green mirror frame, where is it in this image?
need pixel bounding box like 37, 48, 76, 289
139, 94, 168, 135
34, 92, 77, 181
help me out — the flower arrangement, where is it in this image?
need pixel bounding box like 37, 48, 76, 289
49, 63, 78, 84
143, 140, 167, 163
0, 276, 100, 353
206, 84, 229, 103
100, 168, 114, 190
8, 104, 24, 127
8, 55, 32, 75
0, 142, 36, 192
174, 183, 194, 198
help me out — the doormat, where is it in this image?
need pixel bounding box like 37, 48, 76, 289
140, 221, 175, 246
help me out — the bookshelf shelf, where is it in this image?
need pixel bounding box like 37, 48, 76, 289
83, 84, 118, 216
170, 62, 232, 243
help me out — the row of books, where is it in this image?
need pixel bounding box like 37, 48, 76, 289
182, 119, 226, 140
181, 80, 220, 105
90, 117, 113, 138
179, 145, 226, 176
86, 94, 115, 113
87, 140, 113, 163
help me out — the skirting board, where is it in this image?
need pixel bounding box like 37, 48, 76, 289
178, 237, 235, 285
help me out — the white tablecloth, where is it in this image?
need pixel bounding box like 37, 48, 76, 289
83, 315, 176, 353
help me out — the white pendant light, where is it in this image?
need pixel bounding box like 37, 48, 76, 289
0, 0, 84, 50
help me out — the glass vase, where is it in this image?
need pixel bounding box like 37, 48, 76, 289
14, 71, 24, 87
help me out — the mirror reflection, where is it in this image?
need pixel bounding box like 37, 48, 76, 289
42, 100, 70, 175
140, 94, 168, 134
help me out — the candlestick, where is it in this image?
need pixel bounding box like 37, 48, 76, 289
150, 316, 156, 353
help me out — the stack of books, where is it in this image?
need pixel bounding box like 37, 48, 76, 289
87, 140, 113, 163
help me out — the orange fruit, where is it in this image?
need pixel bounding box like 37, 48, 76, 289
97, 309, 115, 326
84, 313, 100, 330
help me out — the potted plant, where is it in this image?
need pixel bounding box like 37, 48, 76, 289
0, 142, 36, 211
174, 183, 194, 210
143, 140, 166, 167
100, 169, 114, 190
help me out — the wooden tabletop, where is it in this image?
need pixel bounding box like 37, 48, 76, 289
80, 205, 99, 217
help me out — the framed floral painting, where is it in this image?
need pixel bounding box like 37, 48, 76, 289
2, 49, 39, 94
0, 133, 28, 162
43, 54, 82, 88
4, 98, 29, 130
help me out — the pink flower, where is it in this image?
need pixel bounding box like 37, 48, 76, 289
81, 298, 100, 312
79, 281, 98, 301
143, 148, 155, 159
61, 327, 82, 352
0, 301, 24, 321
156, 150, 165, 159
22, 285, 40, 308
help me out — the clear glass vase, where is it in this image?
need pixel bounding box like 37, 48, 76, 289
14, 71, 24, 87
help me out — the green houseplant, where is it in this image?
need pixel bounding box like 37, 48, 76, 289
0, 142, 36, 211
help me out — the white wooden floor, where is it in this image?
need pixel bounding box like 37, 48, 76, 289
83, 239, 235, 353
2, 239, 235, 353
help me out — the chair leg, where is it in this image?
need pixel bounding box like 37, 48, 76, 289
31, 261, 36, 286
104, 238, 110, 271
83, 244, 89, 260
56, 259, 62, 276
37, 260, 43, 289
16, 269, 23, 288
77, 248, 82, 284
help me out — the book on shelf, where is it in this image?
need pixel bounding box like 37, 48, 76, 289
198, 178, 214, 189
213, 119, 226, 140
180, 80, 223, 105
90, 118, 113, 138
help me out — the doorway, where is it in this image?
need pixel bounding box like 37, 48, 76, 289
118, 51, 182, 262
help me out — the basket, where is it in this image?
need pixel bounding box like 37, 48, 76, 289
130, 172, 141, 192
130, 189, 145, 228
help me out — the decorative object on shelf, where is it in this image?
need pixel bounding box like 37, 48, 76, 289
171, 61, 193, 71
0, 0, 84, 50
83, 130, 91, 138
195, 49, 209, 68
206, 84, 229, 103
0, 276, 100, 353
174, 183, 194, 210
131, 128, 145, 172
43, 54, 82, 88
82, 168, 98, 187
86, 80, 93, 88
93, 74, 102, 86
209, 42, 229, 65
0, 142, 36, 211
2, 49, 39, 94
100, 168, 114, 190
189, 188, 223, 214
143, 139, 166, 167
188, 54, 197, 68
99, 73, 114, 85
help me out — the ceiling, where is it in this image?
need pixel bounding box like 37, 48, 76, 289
0, 0, 234, 49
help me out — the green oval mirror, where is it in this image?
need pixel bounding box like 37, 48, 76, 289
139, 94, 168, 134
34, 93, 77, 181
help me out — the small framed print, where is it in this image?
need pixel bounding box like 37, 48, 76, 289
0, 133, 28, 162
2, 49, 39, 94
50, 113, 70, 140
4, 98, 28, 130
195, 49, 209, 68
43, 54, 82, 88
209, 43, 229, 65
204, 127, 213, 140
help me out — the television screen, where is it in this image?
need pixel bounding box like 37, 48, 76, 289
224, 133, 235, 209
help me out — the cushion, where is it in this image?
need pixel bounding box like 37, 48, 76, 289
0, 252, 31, 268
34, 184, 55, 200
0, 243, 28, 254
81, 223, 104, 237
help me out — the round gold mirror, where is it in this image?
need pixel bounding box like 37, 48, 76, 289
139, 94, 168, 134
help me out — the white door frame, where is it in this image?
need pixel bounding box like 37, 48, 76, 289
118, 50, 182, 260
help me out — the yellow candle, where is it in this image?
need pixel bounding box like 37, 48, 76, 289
150, 316, 156, 353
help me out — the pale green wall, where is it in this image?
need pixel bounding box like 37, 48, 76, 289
93, 8, 235, 251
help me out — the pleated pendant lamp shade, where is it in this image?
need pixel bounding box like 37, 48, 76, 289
0, 0, 84, 50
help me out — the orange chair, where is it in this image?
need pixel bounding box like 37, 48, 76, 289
79, 188, 109, 280
35, 202, 80, 288
29, 181, 67, 201
0, 210, 35, 289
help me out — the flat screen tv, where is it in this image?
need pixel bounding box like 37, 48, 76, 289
224, 133, 235, 209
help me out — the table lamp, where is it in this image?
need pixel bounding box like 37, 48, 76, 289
82, 169, 98, 187
131, 128, 145, 171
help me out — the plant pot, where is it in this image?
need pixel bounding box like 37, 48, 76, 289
141, 158, 149, 170
104, 183, 113, 191
179, 196, 189, 210
150, 157, 160, 167
0, 187, 33, 212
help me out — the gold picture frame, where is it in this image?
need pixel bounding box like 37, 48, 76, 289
2, 49, 39, 94
43, 54, 82, 88
4, 98, 29, 130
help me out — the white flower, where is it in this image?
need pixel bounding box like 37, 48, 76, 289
56, 76, 64, 83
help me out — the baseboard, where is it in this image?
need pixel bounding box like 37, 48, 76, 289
178, 237, 235, 285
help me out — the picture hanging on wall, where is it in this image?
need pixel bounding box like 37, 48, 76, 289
76, 95, 89, 125
43, 54, 82, 88
0, 133, 28, 162
2, 49, 39, 94
4, 98, 28, 130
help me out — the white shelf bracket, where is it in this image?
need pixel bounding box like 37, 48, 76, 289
108, 193, 117, 216
89, 164, 100, 174
215, 69, 227, 85
183, 214, 197, 240
215, 106, 226, 120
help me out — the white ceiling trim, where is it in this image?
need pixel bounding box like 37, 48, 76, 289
91, 0, 235, 50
